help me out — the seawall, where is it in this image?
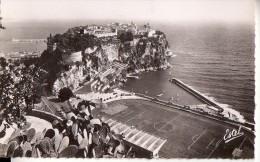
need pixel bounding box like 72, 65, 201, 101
170, 78, 223, 111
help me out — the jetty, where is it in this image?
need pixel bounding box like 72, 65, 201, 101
169, 78, 223, 111
11, 38, 47, 42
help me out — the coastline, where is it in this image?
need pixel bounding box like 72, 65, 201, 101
0, 21, 254, 124
73, 74, 254, 132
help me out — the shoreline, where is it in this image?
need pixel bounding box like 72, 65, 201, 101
72, 60, 252, 129
74, 79, 254, 132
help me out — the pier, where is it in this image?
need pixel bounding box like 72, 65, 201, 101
169, 78, 223, 111
11, 38, 47, 42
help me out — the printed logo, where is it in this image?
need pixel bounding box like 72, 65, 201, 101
223, 126, 244, 143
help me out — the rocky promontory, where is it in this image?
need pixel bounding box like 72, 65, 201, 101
40, 22, 172, 94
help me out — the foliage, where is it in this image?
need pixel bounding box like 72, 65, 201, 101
0, 57, 8, 69
0, 63, 45, 127
118, 31, 134, 43
0, 99, 136, 158
50, 33, 100, 52
58, 87, 74, 102
155, 30, 166, 38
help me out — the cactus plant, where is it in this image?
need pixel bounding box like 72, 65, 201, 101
10, 135, 24, 145
58, 145, 78, 158
58, 136, 69, 153
0, 99, 135, 158
0, 143, 8, 157
92, 132, 101, 145
54, 133, 63, 152
22, 141, 32, 154
38, 138, 51, 155
83, 128, 88, 139
13, 146, 24, 157
24, 150, 32, 157
77, 133, 83, 144
44, 129, 55, 139
71, 123, 78, 138
30, 131, 43, 144
9, 129, 21, 142
78, 138, 88, 150
6, 141, 17, 157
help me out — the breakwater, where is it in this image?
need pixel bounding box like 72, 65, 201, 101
169, 78, 223, 111
11, 38, 46, 42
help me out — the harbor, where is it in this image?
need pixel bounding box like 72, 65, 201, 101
0, 0, 255, 159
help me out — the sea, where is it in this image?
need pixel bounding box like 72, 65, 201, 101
0, 20, 255, 123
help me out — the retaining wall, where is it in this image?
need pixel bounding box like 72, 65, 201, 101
27, 109, 62, 123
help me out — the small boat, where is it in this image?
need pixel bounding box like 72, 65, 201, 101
165, 50, 173, 57
157, 94, 163, 97
126, 75, 140, 79
144, 91, 148, 94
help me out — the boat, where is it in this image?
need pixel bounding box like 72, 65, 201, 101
165, 50, 174, 57
157, 94, 163, 97
126, 75, 140, 79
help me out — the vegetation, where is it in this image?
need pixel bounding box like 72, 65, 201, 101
58, 87, 74, 102
0, 59, 45, 128
0, 99, 136, 158
50, 33, 100, 52
118, 31, 133, 43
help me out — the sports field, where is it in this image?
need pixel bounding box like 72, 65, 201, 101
93, 99, 254, 158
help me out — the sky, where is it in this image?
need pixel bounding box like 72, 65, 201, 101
1, 0, 255, 24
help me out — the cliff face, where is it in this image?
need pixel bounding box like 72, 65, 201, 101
53, 65, 84, 94
118, 35, 170, 73
102, 44, 120, 62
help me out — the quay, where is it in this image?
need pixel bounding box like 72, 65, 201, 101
11, 38, 46, 42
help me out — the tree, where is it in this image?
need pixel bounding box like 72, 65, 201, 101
0, 68, 26, 127
0, 57, 8, 68
126, 31, 134, 41
118, 31, 133, 43
58, 87, 74, 102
